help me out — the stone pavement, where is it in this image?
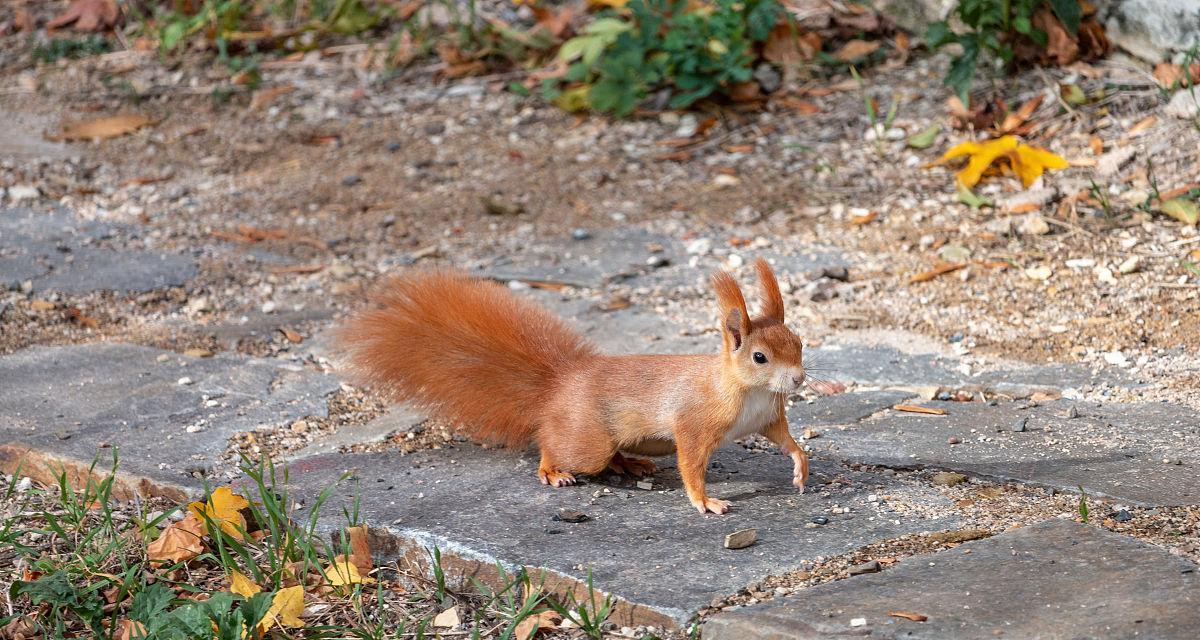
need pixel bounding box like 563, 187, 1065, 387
2, 209, 1199, 635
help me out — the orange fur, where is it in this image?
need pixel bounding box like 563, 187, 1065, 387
338, 262, 812, 514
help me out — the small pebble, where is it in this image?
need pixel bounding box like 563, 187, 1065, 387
850, 618, 867, 628
848, 560, 881, 575
636, 480, 654, 490
947, 436, 961, 445
1113, 509, 1133, 522
385, 141, 401, 152
1067, 406, 1080, 419
1012, 417, 1028, 432
177, 376, 193, 386
724, 528, 757, 550
811, 516, 829, 525
571, 228, 591, 241
341, 174, 362, 187
553, 509, 590, 523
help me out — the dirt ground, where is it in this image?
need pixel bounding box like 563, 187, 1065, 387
2, 25, 1199, 408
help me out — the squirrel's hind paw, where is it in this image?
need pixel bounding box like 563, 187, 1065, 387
538, 468, 577, 488
608, 453, 657, 477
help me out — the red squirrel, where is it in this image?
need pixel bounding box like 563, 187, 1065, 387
337, 258, 817, 514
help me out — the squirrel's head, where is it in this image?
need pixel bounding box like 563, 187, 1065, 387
712, 258, 806, 394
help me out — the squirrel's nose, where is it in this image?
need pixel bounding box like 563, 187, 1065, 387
792, 373, 806, 387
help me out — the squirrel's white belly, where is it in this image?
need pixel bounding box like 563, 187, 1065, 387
724, 389, 781, 443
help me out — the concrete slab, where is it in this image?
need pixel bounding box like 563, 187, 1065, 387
704, 519, 1200, 639
808, 343, 1121, 395
0, 208, 196, 293
0, 343, 337, 499
282, 444, 960, 626
812, 399, 1200, 506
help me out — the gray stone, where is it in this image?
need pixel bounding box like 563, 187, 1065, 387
811, 399, 1200, 506
723, 528, 757, 549
292, 405, 426, 458
704, 519, 1200, 639
1105, 0, 1200, 61
1165, 87, 1200, 120
283, 444, 960, 625
0, 208, 196, 294
0, 343, 337, 499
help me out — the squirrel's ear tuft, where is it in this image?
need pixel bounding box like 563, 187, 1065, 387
754, 258, 785, 323
712, 270, 751, 351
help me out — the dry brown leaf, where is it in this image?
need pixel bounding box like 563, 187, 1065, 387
432, 606, 461, 628
514, 611, 562, 639
909, 262, 966, 283
775, 96, 821, 114
833, 39, 880, 62
147, 513, 205, 564
65, 307, 100, 329
264, 263, 325, 274
888, 610, 929, 622
48, 0, 119, 31
1127, 115, 1157, 136
997, 95, 1044, 135
1158, 183, 1200, 201
1089, 136, 1104, 156
762, 24, 820, 65
655, 150, 692, 162
250, 85, 296, 110
729, 81, 762, 102
120, 174, 174, 187
51, 113, 154, 141
30, 300, 56, 312
116, 619, 147, 640
724, 143, 755, 153
444, 61, 486, 78
530, 5, 573, 39
347, 524, 372, 574
1035, 8, 1078, 65
893, 404, 948, 415
279, 328, 303, 343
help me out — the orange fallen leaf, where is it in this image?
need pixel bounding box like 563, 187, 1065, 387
909, 262, 966, 283
762, 24, 820, 65
48, 0, 119, 31
50, 113, 154, 141
724, 144, 755, 153
776, 96, 821, 114
848, 211, 878, 225
1089, 136, 1104, 155
147, 512, 205, 564
347, 524, 372, 574
514, 611, 562, 638
833, 39, 881, 62
894, 404, 948, 415
888, 610, 929, 622
1005, 202, 1041, 214
65, 307, 100, 329
250, 85, 296, 110
279, 328, 303, 343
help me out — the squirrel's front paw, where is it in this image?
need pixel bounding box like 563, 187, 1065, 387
692, 497, 732, 514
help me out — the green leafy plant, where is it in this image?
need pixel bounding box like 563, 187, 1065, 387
32, 35, 111, 63
552, 0, 779, 116
927, 0, 1084, 102
1078, 485, 1089, 522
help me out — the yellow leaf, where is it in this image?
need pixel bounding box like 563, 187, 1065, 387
935, 135, 1067, 189
588, 0, 627, 7
188, 487, 250, 540
554, 86, 590, 113
259, 586, 305, 631
229, 570, 262, 598
323, 558, 375, 586
1011, 144, 1069, 188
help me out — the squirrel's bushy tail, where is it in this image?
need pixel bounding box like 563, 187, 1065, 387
336, 270, 597, 448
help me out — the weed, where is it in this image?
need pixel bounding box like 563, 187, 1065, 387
1078, 485, 1089, 522
927, 0, 1085, 101
32, 35, 110, 63
542, 570, 615, 639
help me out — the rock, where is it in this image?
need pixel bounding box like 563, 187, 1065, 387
849, 617, 867, 627
1104, 351, 1129, 367
385, 141, 401, 152
932, 472, 967, 486
1095, 265, 1118, 284
1018, 214, 1051, 236
341, 174, 362, 187
1118, 256, 1141, 274
811, 516, 829, 525
686, 238, 713, 255
724, 528, 758, 550
754, 63, 782, 93
675, 115, 699, 138
1067, 405, 1080, 419
818, 266, 850, 282
1097, 147, 1137, 177
1013, 416, 1028, 432
848, 560, 881, 575
947, 436, 961, 445
432, 606, 460, 628
1113, 509, 1134, 522
1105, 1, 1200, 63
553, 508, 591, 523
424, 122, 446, 136
636, 480, 654, 490
6, 185, 40, 202
1002, 189, 1059, 213
571, 228, 591, 241
1165, 88, 1200, 119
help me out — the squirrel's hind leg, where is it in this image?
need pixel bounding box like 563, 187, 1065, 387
607, 452, 657, 477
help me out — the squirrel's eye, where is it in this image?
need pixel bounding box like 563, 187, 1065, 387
753, 352, 768, 364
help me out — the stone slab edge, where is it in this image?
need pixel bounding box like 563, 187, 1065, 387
0, 443, 196, 502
